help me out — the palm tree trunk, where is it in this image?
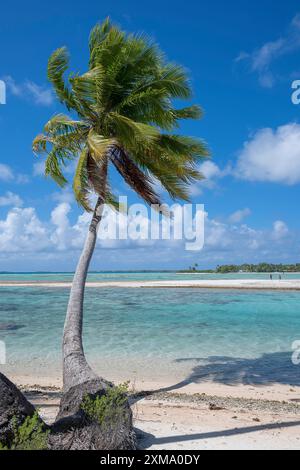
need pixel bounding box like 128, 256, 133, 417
62, 196, 105, 391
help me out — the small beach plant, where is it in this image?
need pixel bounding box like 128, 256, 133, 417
33, 18, 208, 391
0, 412, 49, 451
81, 382, 129, 428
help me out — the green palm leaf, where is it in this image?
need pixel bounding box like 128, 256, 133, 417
34, 18, 209, 214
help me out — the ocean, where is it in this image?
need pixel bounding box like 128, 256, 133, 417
0, 272, 300, 387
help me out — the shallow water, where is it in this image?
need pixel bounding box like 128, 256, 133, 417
1, 271, 300, 282
0, 281, 300, 386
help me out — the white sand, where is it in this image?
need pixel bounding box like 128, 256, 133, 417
134, 398, 300, 450
24, 378, 300, 450
1, 279, 300, 290
12, 374, 300, 402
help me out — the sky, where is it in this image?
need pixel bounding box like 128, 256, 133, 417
1, 0, 300, 271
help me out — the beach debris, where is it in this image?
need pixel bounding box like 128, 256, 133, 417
209, 403, 224, 411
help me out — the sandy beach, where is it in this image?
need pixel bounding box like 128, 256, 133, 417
1, 279, 300, 290
19, 377, 300, 450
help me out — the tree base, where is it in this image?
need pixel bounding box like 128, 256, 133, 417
49, 378, 136, 450
0, 372, 37, 447
0, 373, 136, 450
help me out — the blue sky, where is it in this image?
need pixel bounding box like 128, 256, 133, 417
1, 0, 300, 271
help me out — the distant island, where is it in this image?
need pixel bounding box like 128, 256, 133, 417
179, 263, 300, 274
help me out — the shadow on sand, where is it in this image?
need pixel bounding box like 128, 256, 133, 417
153, 351, 300, 395
137, 420, 300, 448
134, 351, 300, 448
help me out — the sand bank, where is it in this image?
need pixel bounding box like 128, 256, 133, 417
1, 279, 300, 290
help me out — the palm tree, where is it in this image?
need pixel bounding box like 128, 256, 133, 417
33, 19, 208, 391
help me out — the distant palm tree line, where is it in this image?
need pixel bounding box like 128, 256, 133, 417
181, 263, 300, 273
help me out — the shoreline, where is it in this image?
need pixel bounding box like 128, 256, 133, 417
1, 279, 300, 290
10, 373, 300, 403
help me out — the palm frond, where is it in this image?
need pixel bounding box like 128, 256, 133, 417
87, 130, 115, 163
107, 113, 159, 148
89, 17, 112, 55
105, 189, 122, 211
171, 105, 203, 121
70, 67, 105, 113
110, 147, 163, 207
45, 151, 68, 187
35, 18, 209, 208
72, 149, 92, 211
32, 134, 53, 154
157, 134, 209, 160
47, 47, 76, 111
44, 114, 88, 136
87, 153, 108, 202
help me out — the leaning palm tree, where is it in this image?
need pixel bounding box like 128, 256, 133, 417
33, 19, 208, 392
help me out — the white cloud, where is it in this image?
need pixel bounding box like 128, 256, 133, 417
33, 161, 45, 176
0, 207, 49, 253
200, 161, 223, 180
228, 208, 251, 224
0, 200, 297, 271
3, 75, 53, 106
52, 189, 74, 204
272, 220, 289, 240
0, 192, 23, 207
3, 76, 23, 96
202, 216, 295, 266
235, 123, 300, 184
0, 163, 29, 184
236, 13, 300, 87
190, 161, 230, 196
16, 174, 30, 184
25, 81, 53, 106
0, 163, 13, 181
51, 203, 72, 250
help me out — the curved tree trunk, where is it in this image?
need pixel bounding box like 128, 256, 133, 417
63, 196, 105, 391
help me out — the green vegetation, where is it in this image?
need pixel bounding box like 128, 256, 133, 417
33, 17, 208, 213
0, 412, 49, 451
216, 263, 300, 273
81, 383, 129, 427
179, 263, 214, 273
180, 263, 300, 274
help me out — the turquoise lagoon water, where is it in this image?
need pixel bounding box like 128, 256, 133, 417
1, 271, 300, 282
0, 274, 300, 386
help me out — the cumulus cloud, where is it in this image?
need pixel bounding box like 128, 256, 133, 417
3, 75, 53, 106
0, 163, 29, 184
0, 200, 297, 271
272, 220, 289, 240
235, 13, 300, 87
235, 123, 300, 184
51, 203, 72, 250
228, 208, 251, 224
0, 192, 23, 207
51, 189, 74, 204
190, 161, 230, 196
33, 161, 45, 176
0, 163, 13, 181
25, 81, 53, 106
202, 216, 294, 266
0, 207, 49, 253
